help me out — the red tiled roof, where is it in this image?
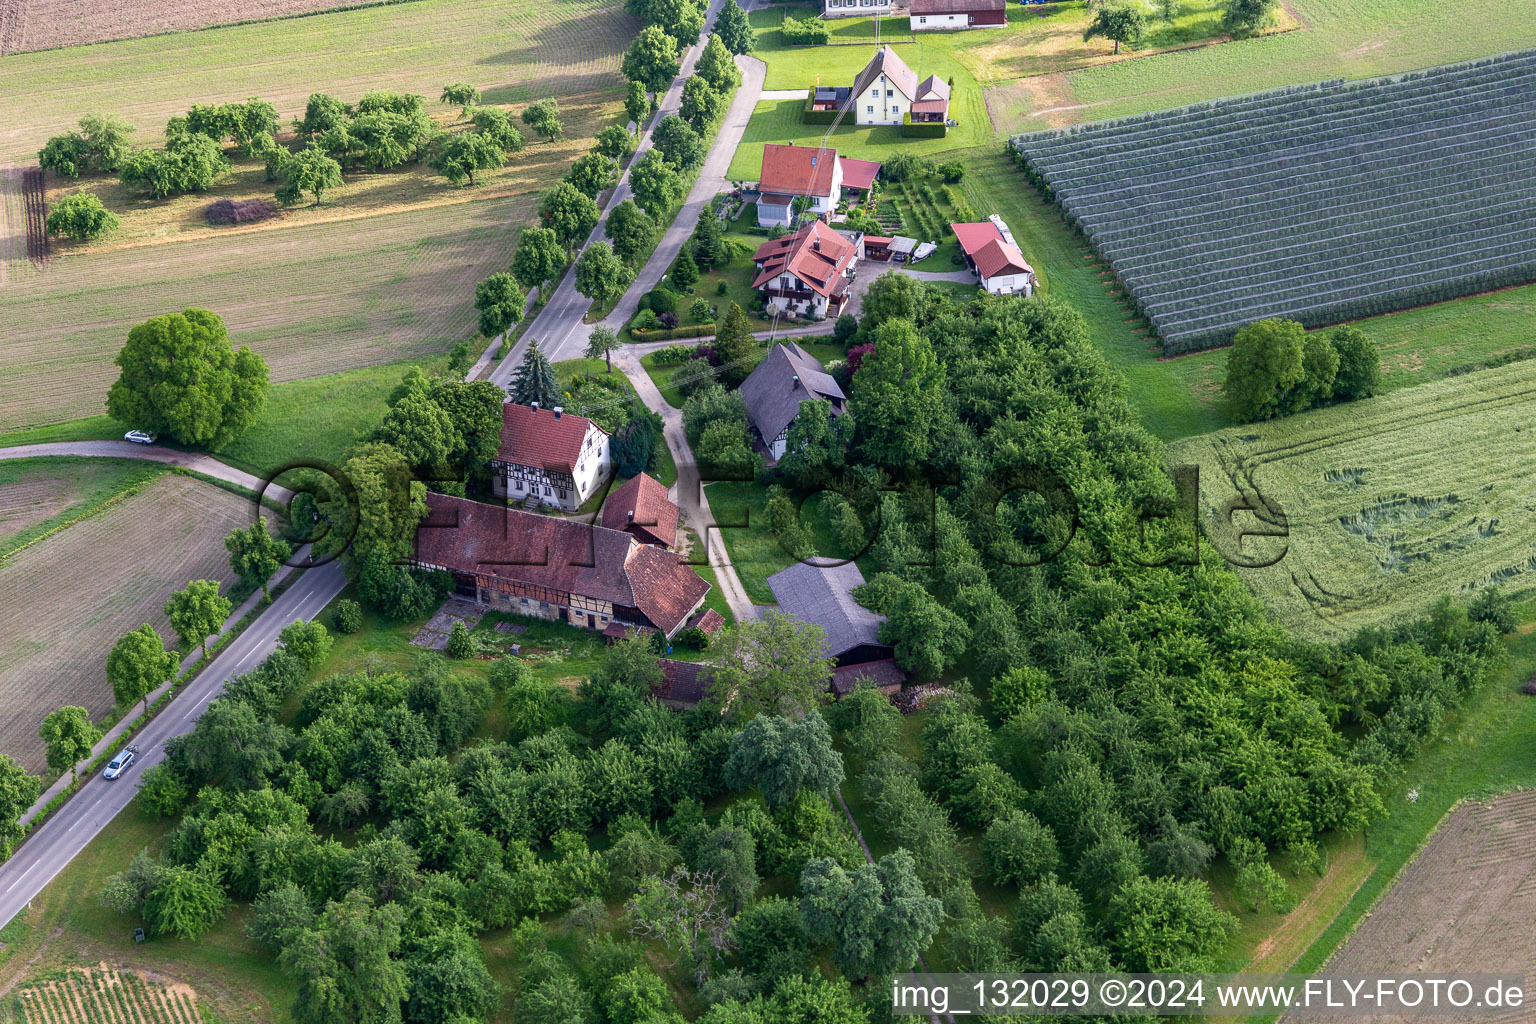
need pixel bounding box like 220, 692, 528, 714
911, 99, 949, 115
655, 659, 709, 705
911, 0, 1004, 12
759, 143, 839, 198
601, 473, 679, 549
751, 221, 859, 298
830, 658, 906, 696
973, 236, 1032, 280
863, 235, 893, 245
686, 607, 726, 634
839, 157, 882, 191
414, 494, 708, 635
496, 403, 605, 475
605, 620, 655, 640
951, 221, 1005, 257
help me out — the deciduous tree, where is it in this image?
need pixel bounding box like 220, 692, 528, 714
723, 710, 843, 807
440, 82, 481, 118
274, 143, 343, 205
539, 181, 601, 247
1329, 324, 1380, 400
585, 325, 620, 371
471, 107, 526, 152
704, 612, 834, 718
1221, 0, 1278, 36
849, 318, 945, 471
798, 849, 943, 981
566, 152, 618, 199
107, 624, 178, 714
628, 150, 682, 219
512, 225, 567, 292
0, 756, 40, 858
521, 98, 565, 141
606, 198, 655, 264
475, 271, 526, 338
40, 706, 101, 784
715, 0, 755, 54
654, 115, 705, 172
225, 518, 293, 602
165, 579, 231, 659
1223, 317, 1306, 421
45, 192, 118, 241
622, 26, 681, 94
431, 130, 505, 186
1083, 3, 1145, 52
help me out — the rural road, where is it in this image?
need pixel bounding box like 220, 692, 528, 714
0, 558, 345, 933
487, 3, 764, 377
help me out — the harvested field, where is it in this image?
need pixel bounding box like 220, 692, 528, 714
0, 0, 412, 55
0, 457, 164, 552
0, 192, 531, 431
16, 962, 204, 1024
0, 474, 248, 770
0, 0, 636, 166
1313, 789, 1536, 1023
1012, 49, 1536, 354
1171, 359, 1536, 639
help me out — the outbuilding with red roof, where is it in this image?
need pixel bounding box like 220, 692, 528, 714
951, 218, 1036, 296
601, 472, 680, 549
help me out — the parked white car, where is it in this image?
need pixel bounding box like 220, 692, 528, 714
102, 748, 136, 780
123, 430, 156, 445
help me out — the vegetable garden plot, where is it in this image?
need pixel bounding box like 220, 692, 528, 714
17, 962, 204, 1024
1170, 359, 1536, 639
1012, 49, 1536, 354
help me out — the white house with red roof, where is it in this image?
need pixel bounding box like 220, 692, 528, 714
490, 401, 611, 512
952, 218, 1036, 296
751, 221, 862, 320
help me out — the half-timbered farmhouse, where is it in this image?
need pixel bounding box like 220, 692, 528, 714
413, 493, 710, 638
490, 402, 611, 512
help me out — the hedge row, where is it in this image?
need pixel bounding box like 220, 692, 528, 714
632, 324, 717, 342
803, 88, 841, 125
901, 114, 946, 138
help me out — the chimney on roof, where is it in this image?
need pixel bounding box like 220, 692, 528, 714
553, 406, 563, 419
791, 374, 799, 391
531, 401, 540, 413
627, 510, 635, 522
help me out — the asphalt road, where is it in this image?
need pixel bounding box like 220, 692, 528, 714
0, 558, 345, 932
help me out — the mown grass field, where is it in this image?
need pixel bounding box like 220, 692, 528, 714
0, 193, 531, 432
991, 0, 1536, 132
0, 0, 637, 165
1171, 359, 1536, 640
0, 474, 248, 771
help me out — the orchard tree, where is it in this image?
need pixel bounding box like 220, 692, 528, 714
723, 710, 844, 807
704, 611, 834, 718
119, 132, 230, 198
566, 152, 618, 199
715, 0, 755, 54
431, 131, 505, 186
509, 340, 561, 408
146, 865, 231, 939
225, 518, 294, 602
107, 308, 269, 447
521, 98, 565, 142
595, 124, 633, 162
165, 579, 231, 659
1223, 317, 1306, 421
980, 809, 1060, 887
1221, 0, 1278, 36
40, 706, 102, 784
585, 325, 621, 371
474, 271, 526, 338
512, 224, 567, 292
623, 26, 681, 94
826, 683, 901, 761
1083, 4, 1145, 52
45, 192, 118, 242
471, 107, 525, 153
0, 756, 40, 858
539, 181, 601, 247
799, 849, 943, 981
858, 270, 926, 331
628, 150, 682, 219
274, 144, 343, 206
106, 624, 178, 714
861, 574, 969, 679
1108, 876, 1238, 972
606, 199, 655, 264
440, 82, 481, 118
626, 867, 736, 984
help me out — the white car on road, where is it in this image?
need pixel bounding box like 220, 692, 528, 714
123, 430, 156, 445
102, 749, 136, 780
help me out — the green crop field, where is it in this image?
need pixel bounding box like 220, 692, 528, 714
1171, 359, 1536, 639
